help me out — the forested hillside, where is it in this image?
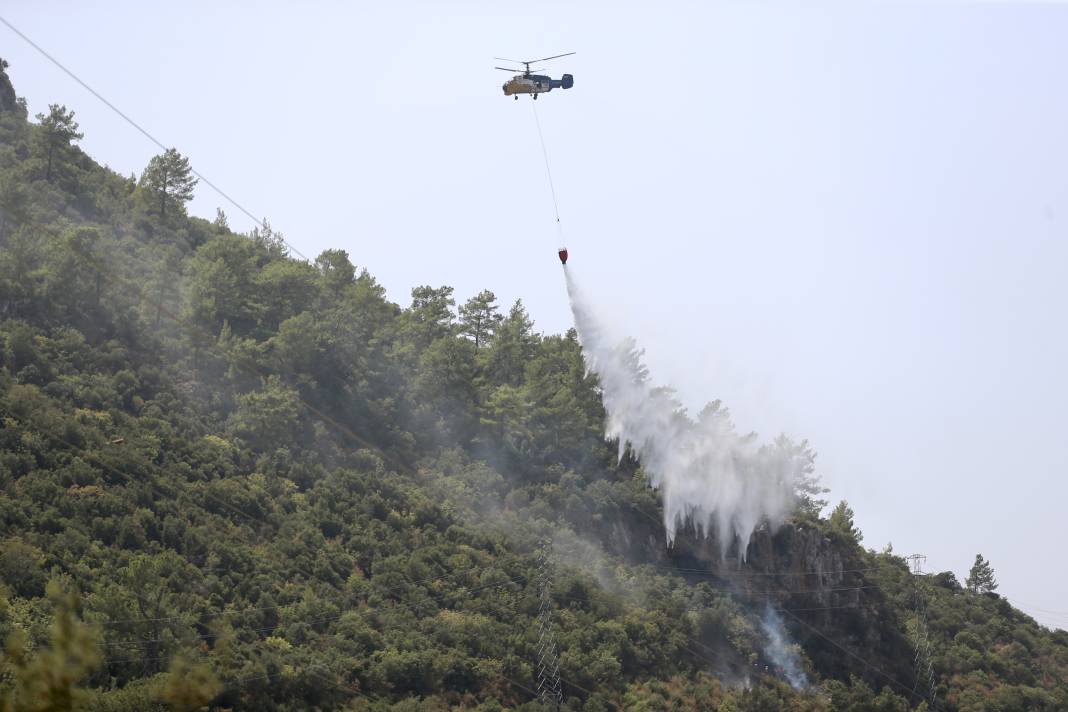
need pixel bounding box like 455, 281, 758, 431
1, 60, 1066, 711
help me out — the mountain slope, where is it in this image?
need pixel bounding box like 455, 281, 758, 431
0, 61, 1065, 712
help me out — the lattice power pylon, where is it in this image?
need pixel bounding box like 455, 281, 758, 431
908, 554, 938, 709
534, 540, 563, 710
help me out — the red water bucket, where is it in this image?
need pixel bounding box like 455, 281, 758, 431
558, 247, 568, 264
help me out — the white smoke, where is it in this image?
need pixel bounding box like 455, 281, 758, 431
564, 268, 803, 558
760, 604, 809, 690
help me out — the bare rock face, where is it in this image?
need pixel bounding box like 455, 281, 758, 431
664, 519, 860, 607
647, 518, 917, 689
744, 524, 850, 602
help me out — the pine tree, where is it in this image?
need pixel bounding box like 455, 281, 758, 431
487, 299, 537, 385
140, 147, 198, 217
34, 104, 83, 182
459, 289, 501, 348
407, 285, 456, 347
213, 207, 229, 230
250, 217, 287, 258
315, 248, 356, 296
828, 500, 863, 544
966, 553, 998, 594
0, 58, 18, 112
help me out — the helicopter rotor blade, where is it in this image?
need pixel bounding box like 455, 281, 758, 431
495, 67, 524, 73
493, 57, 526, 64
528, 52, 576, 64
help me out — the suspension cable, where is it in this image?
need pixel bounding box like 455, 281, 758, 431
531, 99, 562, 228
0, 14, 310, 262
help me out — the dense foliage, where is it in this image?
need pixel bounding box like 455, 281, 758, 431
0, 61, 1065, 711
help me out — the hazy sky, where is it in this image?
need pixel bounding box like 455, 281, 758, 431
4, 1, 1066, 630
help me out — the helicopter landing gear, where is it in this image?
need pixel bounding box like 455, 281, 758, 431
533, 93, 538, 100
514, 95, 518, 100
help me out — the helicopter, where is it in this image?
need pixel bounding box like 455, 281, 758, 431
496, 52, 575, 100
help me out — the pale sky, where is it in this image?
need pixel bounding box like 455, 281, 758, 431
4, 1, 1066, 630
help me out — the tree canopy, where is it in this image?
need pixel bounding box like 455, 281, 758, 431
34, 104, 82, 183
140, 148, 197, 218
966, 554, 998, 595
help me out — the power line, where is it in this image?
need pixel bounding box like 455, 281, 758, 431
101, 571, 546, 706
94, 554, 526, 629
0, 20, 408, 483
22, 328, 554, 708
0, 33, 964, 704
6, 400, 539, 686
647, 562, 889, 578
255, 578, 544, 706
0, 212, 534, 662
7, 365, 937, 708
12, 334, 929, 706
776, 604, 868, 612
101, 572, 532, 655
587, 484, 890, 582
13, 211, 408, 479
6, 191, 901, 695
97, 575, 548, 704
1006, 599, 1068, 618
0, 14, 310, 262
780, 605, 936, 708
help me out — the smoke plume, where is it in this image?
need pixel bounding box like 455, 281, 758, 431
564, 269, 803, 558
761, 604, 809, 689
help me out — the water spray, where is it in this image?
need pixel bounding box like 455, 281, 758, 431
562, 262, 804, 559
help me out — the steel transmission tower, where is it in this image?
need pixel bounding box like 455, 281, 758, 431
534, 540, 563, 709
907, 554, 938, 709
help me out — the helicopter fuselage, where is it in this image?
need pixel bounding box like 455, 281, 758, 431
502, 73, 574, 97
